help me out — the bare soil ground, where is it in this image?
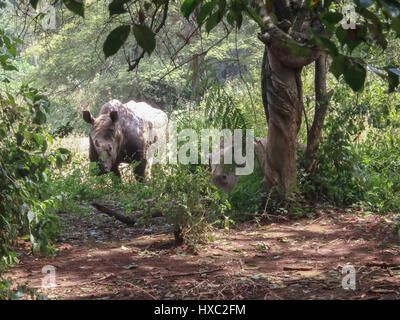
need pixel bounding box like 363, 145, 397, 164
6, 205, 400, 300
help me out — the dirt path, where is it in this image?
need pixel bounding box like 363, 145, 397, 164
6, 206, 400, 300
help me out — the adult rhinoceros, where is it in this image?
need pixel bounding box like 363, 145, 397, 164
82, 99, 168, 179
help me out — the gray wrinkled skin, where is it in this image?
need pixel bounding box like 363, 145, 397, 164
210, 137, 306, 193
209, 137, 267, 194
82, 99, 168, 178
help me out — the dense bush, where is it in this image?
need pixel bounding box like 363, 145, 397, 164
0, 0, 399, 274
0, 30, 68, 277
300, 76, 400, 213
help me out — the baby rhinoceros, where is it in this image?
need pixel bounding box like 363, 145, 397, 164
82, 99, 168, 179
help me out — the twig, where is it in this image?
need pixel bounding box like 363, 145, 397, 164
369, 287, 396, 294
113, 280, 158, 300
31, 275, 111, 289
283, 266, 313, 271
159, 29, 232, 80
130, 267, 223, 280
365, 262, 399, 268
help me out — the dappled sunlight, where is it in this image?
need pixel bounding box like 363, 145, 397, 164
6, 208, 400, 300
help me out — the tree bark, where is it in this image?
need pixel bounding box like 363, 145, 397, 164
256, 0, 327, 197
305, 53, 332, 173
261, 47, 306, 195
261, 45, 270, 123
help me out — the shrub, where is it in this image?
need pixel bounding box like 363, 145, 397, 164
0, 31, 68, 276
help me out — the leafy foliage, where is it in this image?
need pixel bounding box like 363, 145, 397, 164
299, 72, 400, 212
0, 0, 399, 259
0, 29, 68, 275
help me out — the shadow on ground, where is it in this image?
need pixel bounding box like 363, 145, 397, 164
6, 206, 400, 300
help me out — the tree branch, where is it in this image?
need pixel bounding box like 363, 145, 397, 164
127, 0, 170, 71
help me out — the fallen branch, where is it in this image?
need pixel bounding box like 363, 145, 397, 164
283, 266, 313, 271
31, 275, 112, 289
110, 280, 157, 300
92, 203, 137, 226
92, 203, 163, 226
365, 262, 399, 268
131, 267, 223, 280
369, 287, 396, 294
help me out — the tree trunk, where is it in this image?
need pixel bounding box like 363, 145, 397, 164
255, 0, 332, 197
305, 53, 332, 173
261, 47, 305, 195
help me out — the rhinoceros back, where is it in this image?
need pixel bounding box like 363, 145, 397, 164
124, 100, 167, 139
123, 101, 168, 161
124, 101, 167, 128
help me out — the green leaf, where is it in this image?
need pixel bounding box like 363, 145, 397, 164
57, 147, 71, 155
12, 37, 24, 45
329, 55, 349, 79
387, 68, 400, 92
132, 24, 156, 55
181, 0, 201, 19
226, 10, 235, 25
33, 109, 47, 125
205, 13, 219, 32
3, 36, 17, 57
356, 7, 388, 49
321, 11, 343, 26
391, 16, 400, 36
226, 7, 243, 28
355, 0, 374, 8
344, 60, 366, 92
62, 0, 85, 17
366, 22, 388, 50
109, 0, 129, 16
217, 0, 226, 13
357, 7, 381, 25
378, 0, 400, 19
335, 26, 363, 52
313, 34, 338, 56
0, 54, 9, 62
16, 132, 24, 146
245, 6, 263, 28
205, 11, 222, 33
197, 2, 216, 27
1, 61, 17, 71
7, 44, 17, 58
29, 0, 39, 10
103, 25, 131, 58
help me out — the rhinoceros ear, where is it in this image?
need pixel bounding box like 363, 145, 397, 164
82, 111, 94, 125
110, 111, 118, 123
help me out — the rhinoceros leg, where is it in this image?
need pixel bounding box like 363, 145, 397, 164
134, 159, 147, 181
111, 164, 121, 178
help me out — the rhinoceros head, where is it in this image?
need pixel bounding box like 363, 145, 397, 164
82, 110, 119, 174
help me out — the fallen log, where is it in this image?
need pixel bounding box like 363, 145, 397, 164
92, 203, 163, 226
92, 203, 137, 225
